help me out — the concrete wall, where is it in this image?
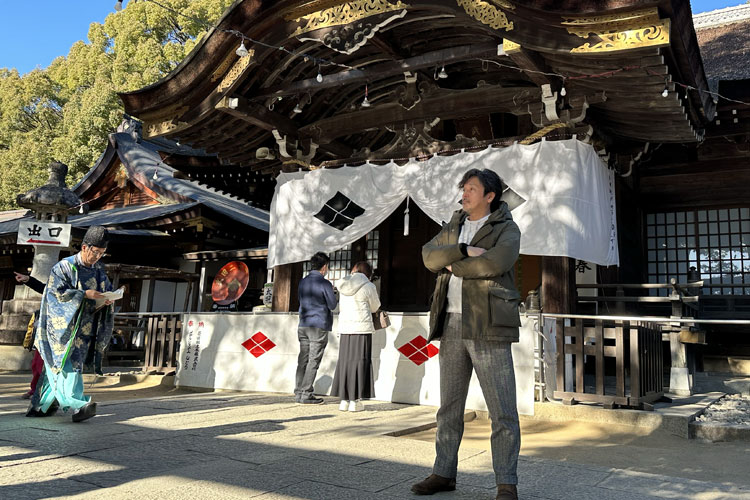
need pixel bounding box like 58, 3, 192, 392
175, 312, 536, 415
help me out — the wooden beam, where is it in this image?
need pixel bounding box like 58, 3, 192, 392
301, 85, 541, 143
216, 96, 299, 136
216, 96, 353, 158
507, 47, 554, 87
255, 43, 499, 99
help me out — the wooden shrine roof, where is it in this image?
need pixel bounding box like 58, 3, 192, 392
74, 121, 270, 232
118, 0, 716, 172
695, 7, 750, 84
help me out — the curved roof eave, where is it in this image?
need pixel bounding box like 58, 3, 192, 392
118, 0, 257, 117
118, 0, 667, 118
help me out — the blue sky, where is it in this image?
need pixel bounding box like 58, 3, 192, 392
0, 0, 745, 75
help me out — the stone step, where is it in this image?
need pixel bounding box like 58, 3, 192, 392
0, 313, 33, 332
0, 329, 26, 345
1, 299, 41, 315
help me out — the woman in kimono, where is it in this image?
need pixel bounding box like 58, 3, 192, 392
27, 226, 115, 422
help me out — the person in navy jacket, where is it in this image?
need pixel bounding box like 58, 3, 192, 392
295, 252, 338, 404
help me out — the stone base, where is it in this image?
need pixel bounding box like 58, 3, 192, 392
669, 367, 692, 396
0, 345, 32, 371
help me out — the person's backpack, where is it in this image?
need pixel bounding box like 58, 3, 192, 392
22, 311, 38, 350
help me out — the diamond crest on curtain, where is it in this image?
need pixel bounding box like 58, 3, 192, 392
314, 191, 366, 230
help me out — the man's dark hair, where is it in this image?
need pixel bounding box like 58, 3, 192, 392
310, 252, 330, 271
351, 261, 373, 279
458, 168, 506, 212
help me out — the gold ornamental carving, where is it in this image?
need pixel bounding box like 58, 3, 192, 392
114, 166, 129, 188
502, 39, 520, 54
564, 8, 669, 54
457, 0, 514, 32
291, 0, 409, 37
570, 19, 670, 53
217, 51, 254, 93
210, 52, 239, 82
144, 107, 188, 138
561, 7, 659, 28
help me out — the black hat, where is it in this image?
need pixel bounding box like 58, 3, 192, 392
82, 226, 109, 248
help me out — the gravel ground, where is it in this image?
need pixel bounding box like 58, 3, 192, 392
696, 394, 750, 426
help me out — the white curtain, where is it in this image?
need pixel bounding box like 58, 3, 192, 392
268, 139, 619, 268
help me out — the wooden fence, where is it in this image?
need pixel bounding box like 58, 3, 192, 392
110, 313, 182, 372
553, 318, 663, 409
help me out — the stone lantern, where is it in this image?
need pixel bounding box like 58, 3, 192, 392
15, 161, 84, 291
0, 162, 84, 367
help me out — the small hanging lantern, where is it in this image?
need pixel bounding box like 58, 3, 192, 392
361, 84, 371, 108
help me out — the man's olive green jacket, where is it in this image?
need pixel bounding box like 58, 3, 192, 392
422, 202, 521, 343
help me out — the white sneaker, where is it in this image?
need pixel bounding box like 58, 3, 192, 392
339, 400, 349, 411
348, 400, 364, 412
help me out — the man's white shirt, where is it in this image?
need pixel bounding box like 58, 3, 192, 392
446, 213, 490, 313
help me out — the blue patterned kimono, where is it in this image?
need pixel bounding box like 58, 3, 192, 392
32, 254, 114, 412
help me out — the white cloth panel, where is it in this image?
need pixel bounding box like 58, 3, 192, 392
268, 139, 619, 268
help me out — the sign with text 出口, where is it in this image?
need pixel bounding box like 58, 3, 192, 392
17, 221, 71, 247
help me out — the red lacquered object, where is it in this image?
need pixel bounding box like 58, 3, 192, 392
211, 261, 249, 305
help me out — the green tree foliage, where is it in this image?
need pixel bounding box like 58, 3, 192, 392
0, 0, 234, 209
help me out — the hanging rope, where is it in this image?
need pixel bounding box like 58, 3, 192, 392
519, 123, 568, 145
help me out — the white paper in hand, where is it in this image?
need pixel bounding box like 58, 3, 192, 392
95, 286, 125, 309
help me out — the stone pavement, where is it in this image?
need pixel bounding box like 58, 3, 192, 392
1, 388, 750, 500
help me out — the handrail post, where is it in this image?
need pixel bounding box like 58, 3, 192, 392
668, 279, 692, 396
615, 285, 625, 315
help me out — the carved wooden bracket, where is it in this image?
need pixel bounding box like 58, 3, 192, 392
296, 7, 407, 55
397, 72, 421, 110
528, 91, 606, 127
272, 129, 319, 164
352, 118, 483, 159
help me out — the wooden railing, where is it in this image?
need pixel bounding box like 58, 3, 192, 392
695, 284, 750, 318
551, 316, 664, 410
576, 281, 750, 319
576, 281, 700, 317
110, 313, 182, 372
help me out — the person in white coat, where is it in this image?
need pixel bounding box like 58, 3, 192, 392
331, 261, 381, 412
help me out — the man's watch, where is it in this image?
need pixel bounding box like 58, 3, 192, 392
459, 243, 469, 257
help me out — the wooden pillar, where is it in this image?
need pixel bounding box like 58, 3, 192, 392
272, 263, 303, 312
183, 280, 192, 312
541, 257, 576, 314
190, 278, 200, 312
146, 278, 156, 312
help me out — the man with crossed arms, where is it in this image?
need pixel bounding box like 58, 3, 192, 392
413, 168, 522, 500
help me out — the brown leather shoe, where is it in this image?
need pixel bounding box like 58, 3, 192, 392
411, 474, 456, 495
496, 484, 518, 500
